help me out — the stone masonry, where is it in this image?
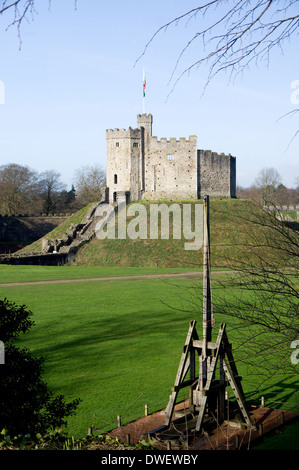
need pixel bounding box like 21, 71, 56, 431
105, 114, 236, 204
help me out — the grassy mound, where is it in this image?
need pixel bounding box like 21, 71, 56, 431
16, 198, 285, 269
70, 198, 273, 269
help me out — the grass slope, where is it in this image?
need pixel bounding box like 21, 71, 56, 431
17, 203, 98, 255
70, 198, 272, 268
15, 198, 280, 270
14, 198, 265, 268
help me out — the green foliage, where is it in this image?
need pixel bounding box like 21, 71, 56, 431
0, 298, 81, 437
63, 435, 82, 450
0, 428, 139, 450
0, 298, 34, 343
0, 427, 68, 450
134, 437, 156, 449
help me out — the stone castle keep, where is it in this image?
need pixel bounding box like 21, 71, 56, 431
105, 113, 236, 204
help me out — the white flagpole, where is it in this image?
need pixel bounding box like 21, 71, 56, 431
143, 69, 146, 114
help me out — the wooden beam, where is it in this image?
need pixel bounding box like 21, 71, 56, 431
192, 340, 217, 349
222, 358, 256, 430
164, 320, 198, 427
195, 323, 226, 432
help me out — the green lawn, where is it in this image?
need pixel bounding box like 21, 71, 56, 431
0, 265, 297, 446
0, 272, 200, 437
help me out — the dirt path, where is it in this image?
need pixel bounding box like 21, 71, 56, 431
0, 271, 209, 287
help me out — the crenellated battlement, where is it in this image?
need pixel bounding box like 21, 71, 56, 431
106, 127, 141, 139
137, 113, 152, 119
151, 135, 197, 144
198, 149, 232, 159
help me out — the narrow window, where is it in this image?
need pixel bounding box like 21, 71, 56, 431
114, 174, 118, 184
133, 142, 138, 148
116, 142, 119, 147
113, 192, 117, 202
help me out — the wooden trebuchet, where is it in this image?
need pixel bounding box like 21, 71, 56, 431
162, 195, 256, 436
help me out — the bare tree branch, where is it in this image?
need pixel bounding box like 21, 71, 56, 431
1, 1, 38, 48
212, 204, 299, 385
136, 1, 299, 98
0, 1, 77, 47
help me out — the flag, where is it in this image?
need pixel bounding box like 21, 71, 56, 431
143, 70, 146, 98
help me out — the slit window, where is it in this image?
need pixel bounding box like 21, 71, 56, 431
114, 174, 118, 184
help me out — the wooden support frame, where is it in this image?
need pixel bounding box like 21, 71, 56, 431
163, 320, 256, 433
164, 320, 198, 427
162, 195, 256, 436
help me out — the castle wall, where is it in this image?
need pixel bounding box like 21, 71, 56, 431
143, 136, 198, 200
198, 150, 236, 198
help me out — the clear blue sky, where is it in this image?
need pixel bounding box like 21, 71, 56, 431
0, 0, 298, 190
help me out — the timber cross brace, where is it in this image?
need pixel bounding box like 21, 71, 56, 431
162, 196, 256, 435
163, 320, 255, 433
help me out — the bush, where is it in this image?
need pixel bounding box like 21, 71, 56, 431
0, 298, 80, 437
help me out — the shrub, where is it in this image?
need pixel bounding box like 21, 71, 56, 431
0, 298, 80, 437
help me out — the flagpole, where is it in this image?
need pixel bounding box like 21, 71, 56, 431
143, 69, 146, 114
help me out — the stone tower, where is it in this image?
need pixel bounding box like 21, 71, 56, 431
106, 126, 142, 204
105, 114, 236, 203
137, 113, 153, 139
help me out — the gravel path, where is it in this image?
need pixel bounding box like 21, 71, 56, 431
0, 271, 206, 287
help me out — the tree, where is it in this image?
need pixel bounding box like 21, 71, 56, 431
73, 165, 105, 206
236, 184, 261, 204
0, 163, 41, 215
254, 167, 282, 205
275, 183, 290, 206
0, 298, 80, 436
39, 170, 66, 215
0, 164, 78, 215
55, 184, 77, 213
